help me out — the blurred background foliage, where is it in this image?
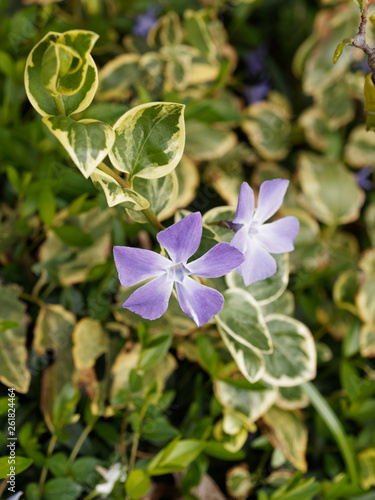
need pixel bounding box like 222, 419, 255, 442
1, 0, 375, 498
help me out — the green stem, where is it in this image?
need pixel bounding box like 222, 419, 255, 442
53, 94, 66, 116
38, 434, 57, 496
302, 381, 358, 485
20, 292, 44, 308
68, 417, 98, 466
81, 490, 100, 500
142, 208, 165, 232
128, 403, 148, 474
98, 162, 131, 190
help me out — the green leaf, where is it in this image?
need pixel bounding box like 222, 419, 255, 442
197, 334, 220, 377
43, 477, 83, 500
71, 457, 101, 484
43, 116, 115, 179
358, 448, 375, 490
0, 456, 33, 479
38, 188, 56, 226
126, 470, 151, 499
90, 169, 149, 210
263, 314, 316, 387
204, 441, 246, 461
48, 453, 69, 477
139, 331, 173, 371
332, 38, 352, 64
147, 438, 206, 476
217, 288, 273, 353
242, 102, 291, 161
109, 102, 185, 180
226, 254, 289, 305
25, 31, 98, 117
298, 152, 365, 226
53, 225, 94, 248
218, 324, 265, 384
52, 381, 80, 431
0, 284, 30, 393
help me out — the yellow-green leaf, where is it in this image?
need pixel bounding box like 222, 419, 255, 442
358, 448, 375, 490
109, 102, 185, 180
72, 318, 109, 370
298, 152, 365, 225
43, 116, 115, 178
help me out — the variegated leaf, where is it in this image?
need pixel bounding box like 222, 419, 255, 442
226, 254, 289, 305
218, 324, 265, 384
276, 386, 310, 410
42, 116, 115, 178
217, 289, 273, 353
359, 324, 375, 358
109, 102, 185, 180
97, 54, 140, 101
298, 152, 365, 226
185, 120, 237, 161
184, 9, 217, 60
345, 125, 375, 168
0, 284, 30, 393
126, 171, 178, 222
261, 406, 308, 472
72, 318, 109, 370
90, 169, 149, 210
25, 31, 99, 117
214, 379, 277, 423
242, 102, 291, 161
262, 314, 316, 387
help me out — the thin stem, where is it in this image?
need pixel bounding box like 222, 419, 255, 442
119, 407, 129, 466
302, 381, 358, 485
98, 162, 131, 190
142, 208, 165, 232
20, 292, 44, 308
53, 94, 66, 116
68, 417, 98, 465
81, 490, 100, 500
128, 403, 148, 474
38, 434, 57, 496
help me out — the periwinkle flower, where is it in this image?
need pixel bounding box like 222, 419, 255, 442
133, 7, 159, 39
231, 179, 299, 286
355, 166, 372, 190
244, 80, 271, 104
114, 213, 244, 326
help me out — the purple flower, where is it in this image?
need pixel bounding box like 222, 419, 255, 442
244, 80, 271, 104
231, 180, 299, 286
244, 45, 267, 77
355, 166, 373, 190
133, 7, 159, 39
8, 493, 23, 500
114, 213, 244, 326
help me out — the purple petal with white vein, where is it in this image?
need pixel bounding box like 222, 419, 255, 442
253, 179, 289, 224
256, 216, 299, 254
122, 275, 173, 320
187, 242, 245, 278
176, 277, 224, 326
239, 239, 277, 286
113, 246, 169, 287
233, 182, 255, 225
157, 212, 202, 263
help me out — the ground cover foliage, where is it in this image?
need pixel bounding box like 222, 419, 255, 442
1, 0, 375, 498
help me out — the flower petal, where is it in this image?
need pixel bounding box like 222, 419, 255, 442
157, 212, 202, 263
114, 246, 169, 287
188, 242, 245, 278
256, 216, 299, 253
233, 182, 255, 225
231, 226, 248, 254
253, 179, 289, 224
122, 275, 173, 320
176, 277, 224, 326
238, 239, 277, 286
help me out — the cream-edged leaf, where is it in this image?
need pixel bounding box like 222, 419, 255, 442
217, 289, 273, 353
218, 324, 265, 384
43, 116, 115, 178
97, 54, 140, 101
109, 102, 185, 180
90, 169, 149, 210
262, 314, 316, 387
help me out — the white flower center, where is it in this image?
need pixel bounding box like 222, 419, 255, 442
248, 221, 260, 236
166, 262, 190, 283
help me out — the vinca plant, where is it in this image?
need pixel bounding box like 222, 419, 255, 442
1, 0, 375, 499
